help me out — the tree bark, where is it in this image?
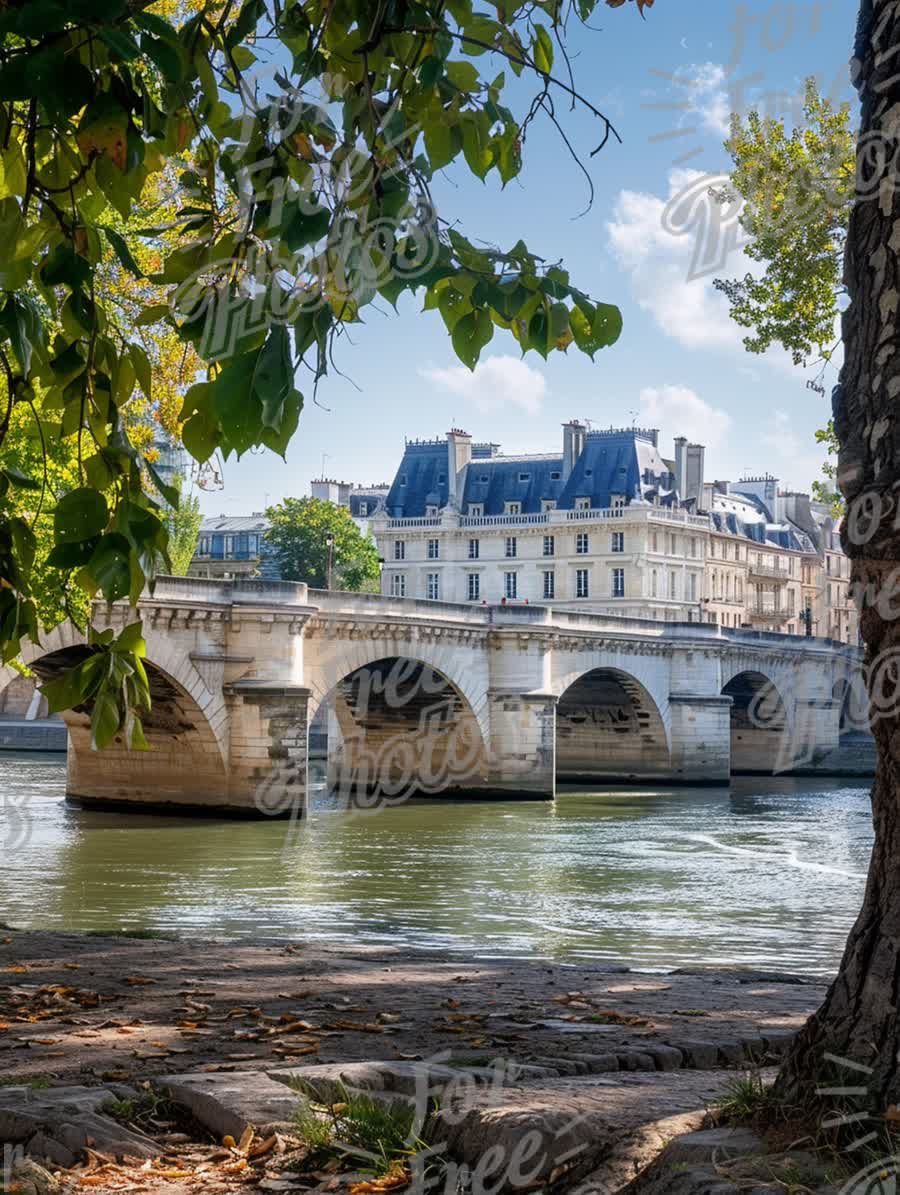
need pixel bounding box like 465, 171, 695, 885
775, 0, 900, 1110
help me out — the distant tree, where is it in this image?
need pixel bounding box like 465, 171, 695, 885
265, 497, 380, 592
164, 478, 202, 576
714, 80, 854, 507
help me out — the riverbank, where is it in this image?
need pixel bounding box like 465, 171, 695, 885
0, 928, 833, 1193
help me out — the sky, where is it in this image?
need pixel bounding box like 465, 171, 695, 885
195, 0, 854, 516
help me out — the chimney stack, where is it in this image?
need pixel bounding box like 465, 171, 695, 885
446, 428, 472, 509
562, 420, 586, 482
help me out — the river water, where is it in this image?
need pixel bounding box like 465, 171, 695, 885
0, 753, 873, 976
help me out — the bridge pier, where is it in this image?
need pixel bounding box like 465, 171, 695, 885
227, 681, 310, 817
485, 691, 557, 800
668, 694, 732, 784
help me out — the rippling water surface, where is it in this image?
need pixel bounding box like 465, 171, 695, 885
0, 752, 873, 974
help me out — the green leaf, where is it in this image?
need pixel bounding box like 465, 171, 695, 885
252, 324, 292, 431
99, 28, 142, 61
112, 620, 147, 657
533, 25, 554, 74
87, 532, 133, 602
451, 308, 493, 369
102, 226, 145, 278
146, 459, 180, 508
283, 202, 331, 251
424, 119, 461, 172
54, 489, 109, 545
129, 343, 152, 400
91, 689, 121, 751
4, 466, 41, 491
46, 538, 101, 568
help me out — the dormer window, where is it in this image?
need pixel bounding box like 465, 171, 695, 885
584, 468, 593, 477
399, 475, 407, 486
505, 501, 521, 515
468, 503, 483, 517
518, 472, 530, 482
425, 505, 438, 516
575, 497, 590, 510
437, 473, 446, 483
550, 471, 561, 481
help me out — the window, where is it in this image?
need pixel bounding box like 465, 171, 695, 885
543, 535, 555, 557
709, 539, 716, 558
505, 536, 517, 558
468, 538, 479, 560
611, 495, 625, 510
612, 568, 624, 598
688, 573, 697, 601
469, 504, 483, 517
437, 473, 446, 483
575, 497, 590, 511
505, 501, 521, 515
199, 537, 209, 555
690, 538, 697, 558
224, 535, 234, 555
393, 540, 405, 561
504, 572, 517, 599
427, 538, 439, 559
427, 572, 440, 601
669, 572, 677, 599
467, 573, 480, 601
359, 501, 368, 516
651, 569, 658, 598
576, 532, 589, 555
425, 505, 438, 516
611, 531, 624, 553
399, 474, 407, 486
518, 472, 531, 482
390, 574, 406, 597
542, 500, 556, 512
651, 532, 658, 553
543, 570, 555, 599
550, 471, 561, 481
671, 534, 678, 555
576, 568, 590, 599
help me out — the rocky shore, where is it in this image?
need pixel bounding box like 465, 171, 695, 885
0, 929, 839, 1195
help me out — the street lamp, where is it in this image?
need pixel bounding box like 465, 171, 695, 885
325, 532, 335, 590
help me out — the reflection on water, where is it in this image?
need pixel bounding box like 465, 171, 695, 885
0, 752, 872, 974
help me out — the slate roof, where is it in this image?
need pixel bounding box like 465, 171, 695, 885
385, 429, 676, 517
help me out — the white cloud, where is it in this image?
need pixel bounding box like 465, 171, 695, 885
679, 62, 731, 138
638, 385, 731, 450
420, 355, 547, 416
607, 168, 744, 352
607, 169, 799, 377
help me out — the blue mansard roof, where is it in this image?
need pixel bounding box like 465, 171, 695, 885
385, 429, 676, 518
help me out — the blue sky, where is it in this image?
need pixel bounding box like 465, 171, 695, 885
197, 0, 853, 515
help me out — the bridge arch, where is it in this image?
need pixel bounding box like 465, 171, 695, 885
0, 620, 229, 808
721, 668, 789, 775
554, 665, 671, 783
308, 653, 490, 801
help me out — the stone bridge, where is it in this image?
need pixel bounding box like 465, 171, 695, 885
0, 577, 867, 814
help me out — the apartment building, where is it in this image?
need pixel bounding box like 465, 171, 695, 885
372, 426, 860, 642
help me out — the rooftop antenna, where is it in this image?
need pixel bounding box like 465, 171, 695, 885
320, 451, 329, 478
629, 409, 638, 427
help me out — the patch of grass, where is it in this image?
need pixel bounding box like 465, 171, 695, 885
444, 1056, 494, 1069
672, 1008, 708, 1017
716, 1071, 777, 1122
102, 1090, 175, 1129
0, 1075, 51, 1089
290, 1082, 431, 1178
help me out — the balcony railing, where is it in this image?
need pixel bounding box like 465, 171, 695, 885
749, 563, 791, 583
748, 605, 792, 622
461, 513, 550, 527
388, 506, 712, 531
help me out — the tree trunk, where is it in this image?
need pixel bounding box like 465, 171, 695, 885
775, 0, 900, 1110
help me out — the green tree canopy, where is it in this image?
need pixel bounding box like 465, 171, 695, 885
0, 0, 641, 746
265, 496, 380, 591
714, 79, 853, 510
